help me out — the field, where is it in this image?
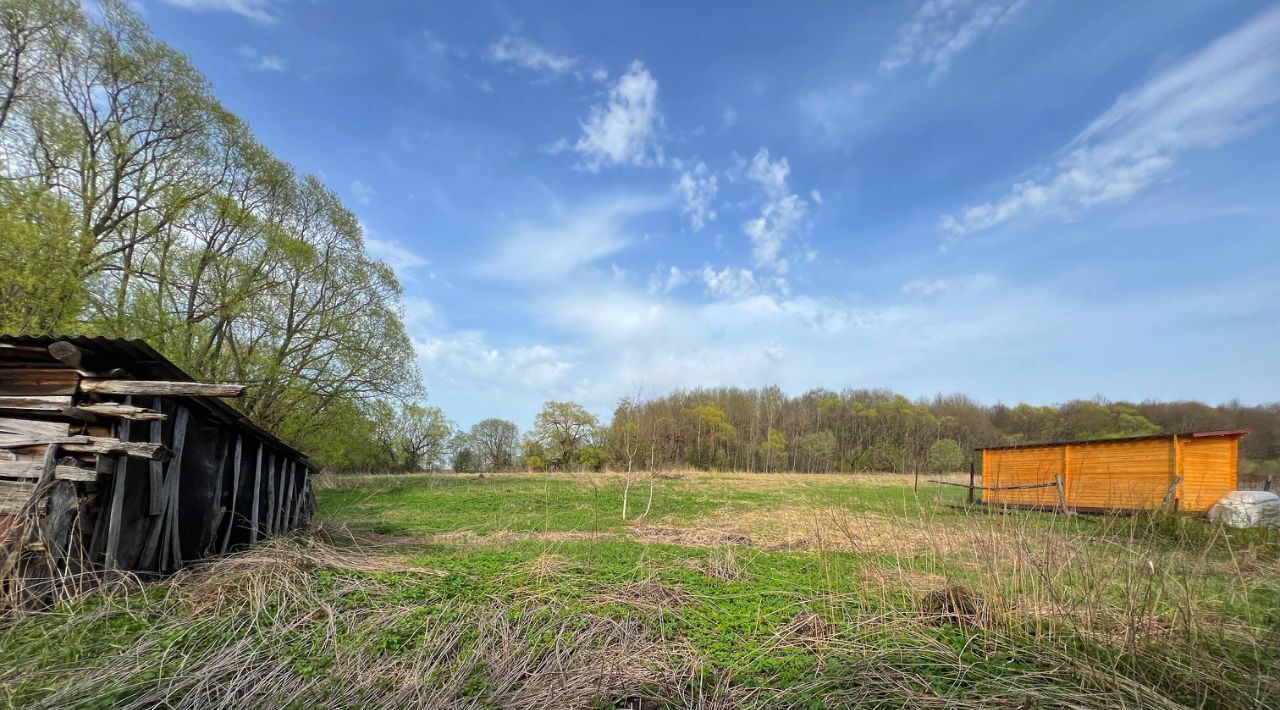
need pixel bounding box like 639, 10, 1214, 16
2, 471, 1278, 708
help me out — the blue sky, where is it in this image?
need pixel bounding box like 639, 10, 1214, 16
141, 0, 1280, 429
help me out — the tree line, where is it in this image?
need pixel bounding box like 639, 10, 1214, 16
1, 0, 424, 468
369, 391, 1279, 480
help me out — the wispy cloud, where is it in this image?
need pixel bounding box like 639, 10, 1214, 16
574, 61, 663, 171
880, 0, 1028, 78
742, 149, 810, 272
157, 0, 279, 24
350, 180, 375, 206
366, 237, 429, 277
486, 35, 577, 78
648, 266, 691, 294
477, 193, 669, 283
675, 162, 718, 231
237, 45, 285, 72
940, 6, 1280, 239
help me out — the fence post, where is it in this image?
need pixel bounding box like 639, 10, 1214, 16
1055, 474, 1067, 512
913, 461, 919, 493
968, 460, 975, 505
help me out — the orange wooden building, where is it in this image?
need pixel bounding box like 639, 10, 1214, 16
977, 430, 1246, 513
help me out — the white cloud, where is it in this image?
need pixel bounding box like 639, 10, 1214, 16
351, 180, 375, 206
940, 6, 1280, 239
574, 61, 663, 171
675, 162, 718, 231
810, 189, 823, 205
366, 237, 429, 277
742, 149, 810, 271
416, 333, 576, 394
237, 45, 285, 72
700, 266, 759, 300
649, 266, 691, 294
158, 0, 279, 23
880, 0, 1027, 78
477, 193, 669, 283
486, 35, 577, 77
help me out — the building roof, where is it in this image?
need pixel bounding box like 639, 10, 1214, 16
975, 429, 1248, 452
0, 334, 310, 465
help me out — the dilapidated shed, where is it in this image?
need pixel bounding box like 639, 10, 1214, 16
1, 335, 315, 607
978, 430, 1246, 513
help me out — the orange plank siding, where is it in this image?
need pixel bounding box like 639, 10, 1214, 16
978, 431, 1244, 513
1067, 438, 1172, 510
983, 445, 1062, 508
1178, 437, 1239, 512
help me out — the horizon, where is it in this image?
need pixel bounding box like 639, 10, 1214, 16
134, 0, 1280, 431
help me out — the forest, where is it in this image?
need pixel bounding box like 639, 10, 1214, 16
439, 391, 1280, 482
2, 0, 1277, 480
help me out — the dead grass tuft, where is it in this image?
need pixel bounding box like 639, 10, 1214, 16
695, 544, 751, 582
632, 525, 753, 548
917, 584, 992, 628
593, 580, 690, 612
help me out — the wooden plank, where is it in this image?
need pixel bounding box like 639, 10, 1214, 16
271, 455, 284, 534
929, 479, 1058, 491
0, 417, 70, 440
71, 403, 166, 421
159, 407, 189, 572
220, 435, 242, 554
249, 443, 262, 544
0, 368, 79, 396
291, 467, 306, 527
0, 343, 52, 356
279, 461, 291, 531
0, 436, 170, 461
207, 435, 230, 553
282, 462, 296, 531
148, 400, 165, 515
104, 400, 133, 571
0, 460, 98, 481
80, 380, 245, 398
0, 479, 37, 513
265, 452, 276, 537
0, 395, 72, 413
40, 481, 78, 560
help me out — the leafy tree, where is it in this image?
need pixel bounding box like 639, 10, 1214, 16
0, 0, 420, 470
757, 428, 787, 472
385, 404, 454, 471
468, 418, 519, 471
689, 404, 737, 468
450, 432, 479, 473
532, 401, 598, 471
799, 430, 837, 472
928, 438, 966, 473
518, 437, 547, 472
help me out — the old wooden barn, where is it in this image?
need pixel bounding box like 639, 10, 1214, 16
1, 335, 315, 605
978, 430, 1246, 513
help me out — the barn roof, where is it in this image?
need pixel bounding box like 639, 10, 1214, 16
975, 429, 1248, 452
0, 334, 310, 465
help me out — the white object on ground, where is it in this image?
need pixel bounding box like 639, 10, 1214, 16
1207, 490, 1280, 529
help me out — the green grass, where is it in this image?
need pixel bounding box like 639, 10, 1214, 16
2, 470, 1278, 708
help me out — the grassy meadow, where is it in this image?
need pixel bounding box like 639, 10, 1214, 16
1, 471, 1278, 708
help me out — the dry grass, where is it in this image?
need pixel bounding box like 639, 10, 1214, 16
4, 473, 1279, 708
